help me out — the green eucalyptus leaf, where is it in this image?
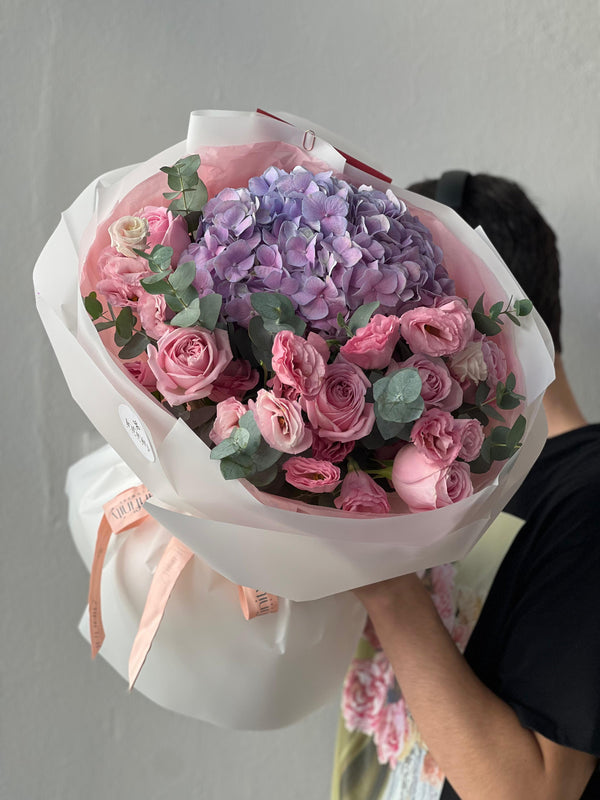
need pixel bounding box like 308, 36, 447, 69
164, 293, 184, 313
170, 298, 201, 327
115, 307, 135, 340
246, 463, 279, 488
489, 301, 504, 319
508, 414, 527, 447
118, 332, 150, 360
248, 315, 274, 369
473, 293, 486, 316
185, 182, 208, 211
84, 292, 103, 320
198, 293, 223, 331
514, 299, 533, 316
475, 381, 491, 407
375, 414, 413, 440
473, 312, 503, 337
210, 438, 240, 461
169, 261, 196, 293
468, 453, 492, 474
484, 405, 505, 422
220, 453, 255, 480
141, 277, 173, 296
94, 321, 114, 332
373, 369, 424, 423
175, 154, 201, 176
252, 441, 282, 471
505, 312, 521, 326
251, 292, 295, 322
347, 302, 380, 335
490, 426, 510, 444
230, 426, 250, 450
142, 271, 171, 285
238, 411, 261, 453
505, 372, 516, 392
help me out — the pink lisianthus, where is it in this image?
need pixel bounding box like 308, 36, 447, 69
137, 292, 173, 340
397, 354, 463, 412
410, 408, 463, 467
249, 390, 312, 454
341, 653, 395, 735
139, 205, 191, 264
209, 397, 247, 445
209, 359, 259, 403
334, 469, 391, 514
339, 314, 401, 370
124, 359, 157, 392
271, 329, 326, 398
392, 445, 473, 512
454, 417, 485, 462
96, 251, 151, 308
282, 456, 341, 493
399, 298, 475, 357
373, 698, 411, 768
304, 359, 375, 442
311, 434, 355, 463
147, 327, 233, 406
267, 374, 301, 401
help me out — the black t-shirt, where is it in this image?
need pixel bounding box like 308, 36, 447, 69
442, 424, 600, 799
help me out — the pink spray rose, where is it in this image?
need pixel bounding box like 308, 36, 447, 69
398, 354, 463, 412
209, 358, 259, 403
339, 314, 401, 370
342, 653, 395, 735
139, 205, 191, 264
209, 397, 247, 445
147, 327, 233, 406
282, 457, 341, 493
137, 292, 173, 340
249, 390, 313, 454
334, 469, 391, 514
311, 434, 355, 463
453, 417, 485, 462
399, 298, 475, 357
271, 329, 326, 398
124, 360, 157, 392
410, 408, 463, 467
392, 445, 473, 512
304, 359, 375, 442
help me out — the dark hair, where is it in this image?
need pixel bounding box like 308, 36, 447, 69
407, 173, 562, 351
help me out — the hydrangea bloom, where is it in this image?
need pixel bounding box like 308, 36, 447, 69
180, 166, 455, 336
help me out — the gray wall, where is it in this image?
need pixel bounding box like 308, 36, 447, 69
3, 1, 599, 798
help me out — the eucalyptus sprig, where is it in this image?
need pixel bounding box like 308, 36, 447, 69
248, 292, 307, 370
83, 292, 154, 359
458, 372, 524, 427
472, 294, 533, 336
161, 155, 208, 234
469, 414, 527, 474
210, 411, 281, 481
137, 244, 222, 329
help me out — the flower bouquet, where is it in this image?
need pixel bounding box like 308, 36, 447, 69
36, 110, 554, 728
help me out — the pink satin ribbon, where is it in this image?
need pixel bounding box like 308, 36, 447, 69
89, 485, 279, 688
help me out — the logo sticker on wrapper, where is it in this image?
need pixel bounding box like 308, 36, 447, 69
118, 404, 155, 462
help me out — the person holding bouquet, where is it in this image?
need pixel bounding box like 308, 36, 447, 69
332, 172, 600, 800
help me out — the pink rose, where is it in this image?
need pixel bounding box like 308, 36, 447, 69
454, 418, 485, 462
399, 298, 475, 357
410, 409, 463, 467
209, 358, 259, 403
339, 314, 401, 370
139, 205, 191, 264
147, 327, 233, 406
282, 457, 341, 493
304, 359, 375, 442
311, 434, 355, 463
209, 397, 247, 445
124, 360, 157, 392
397, 354, 463, 412
481, 339, 508, 390
249, 390, 312, 454
334, 470, 391, 514
341, 653, 395, 735
271, 330, 326, 398
137, 292, 173, 340
392, 445, 473, 512
373, 699, 411, 768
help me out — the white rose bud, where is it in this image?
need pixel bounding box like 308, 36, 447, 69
108, 215, 149, 257
449, 341, 488, 383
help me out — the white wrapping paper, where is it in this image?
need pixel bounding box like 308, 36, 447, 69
66, 444, 366, 729
36, 110, 555, 604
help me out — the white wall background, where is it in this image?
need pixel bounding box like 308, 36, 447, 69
2, 1, 599, 798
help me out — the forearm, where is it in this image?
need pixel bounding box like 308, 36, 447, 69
356, 575, 591, 800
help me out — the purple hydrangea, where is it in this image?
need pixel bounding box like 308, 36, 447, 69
179, 166, 455, 336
